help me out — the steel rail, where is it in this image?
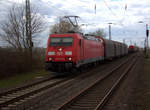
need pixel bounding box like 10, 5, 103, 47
0, 76, 53, 98
57, 55, 136, 110
0, 77, 73, 109
94, 58, 137, 110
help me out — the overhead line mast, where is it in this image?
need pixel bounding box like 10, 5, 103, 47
26, 0, 32, 57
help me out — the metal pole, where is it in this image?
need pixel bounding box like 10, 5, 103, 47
146, 24, 148, 55
26, 0, 32, 57
123, 39, 125, 44
109, 24, 111, 40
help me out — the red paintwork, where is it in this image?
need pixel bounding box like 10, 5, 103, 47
129, 45, 135, 53
45, 33, 104, 66
81, 36, 104, 61
129, 45, 134, 49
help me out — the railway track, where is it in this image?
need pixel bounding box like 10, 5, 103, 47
0, 76, 53, 97
57, 55, 137, 110
0, 76, 75, 110
0, 59, 117, 110
0, 54, 136, 110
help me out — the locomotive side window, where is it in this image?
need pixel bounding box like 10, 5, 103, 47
50, 37, 73, 46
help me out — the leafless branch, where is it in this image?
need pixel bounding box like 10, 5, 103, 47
0, 3, 45, 52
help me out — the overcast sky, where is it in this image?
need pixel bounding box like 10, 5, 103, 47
0, 0, 150, 47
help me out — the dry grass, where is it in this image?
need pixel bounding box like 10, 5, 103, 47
0, 70, 49, 88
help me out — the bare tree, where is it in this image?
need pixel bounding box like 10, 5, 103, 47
88, 29, 106, 38
0, 4, 45, 52
50, 18, 82, 34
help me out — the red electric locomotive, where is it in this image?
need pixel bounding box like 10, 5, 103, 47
45, 33, 104, 75
128, 45, 138, 53
128, 45, 134, 53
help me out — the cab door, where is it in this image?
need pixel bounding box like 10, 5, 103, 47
79, 39, 84, 60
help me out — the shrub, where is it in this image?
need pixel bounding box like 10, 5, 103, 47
0, 47, 45, 79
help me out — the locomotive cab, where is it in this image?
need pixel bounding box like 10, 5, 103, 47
45, 33, 81, 73
48, 37, 73, 62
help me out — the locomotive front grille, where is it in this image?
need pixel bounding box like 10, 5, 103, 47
55, 58, 65, 60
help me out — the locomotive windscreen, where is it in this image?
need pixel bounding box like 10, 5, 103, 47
50, 37, 73, 46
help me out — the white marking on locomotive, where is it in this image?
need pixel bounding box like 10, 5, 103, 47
57, 51, 63, 56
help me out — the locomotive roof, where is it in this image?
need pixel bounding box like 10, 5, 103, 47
83, 35, 100, 42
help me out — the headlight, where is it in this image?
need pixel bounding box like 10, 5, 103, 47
49, 58, 53, 61
48, 52, 55, 55
65, 51, 72, 55
68, 57, 72, 61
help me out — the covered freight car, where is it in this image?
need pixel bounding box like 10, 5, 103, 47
114, 41, 122, 57
96, 36, 115, 59
122, 43, 128, 55
97, 37, 127, 59
103, 39, 115, 59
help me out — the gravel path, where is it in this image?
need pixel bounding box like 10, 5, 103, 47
134, 57, 150, 110
103, 53, 150, 110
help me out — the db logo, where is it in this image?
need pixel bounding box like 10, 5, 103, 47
57, 52, 63, 56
